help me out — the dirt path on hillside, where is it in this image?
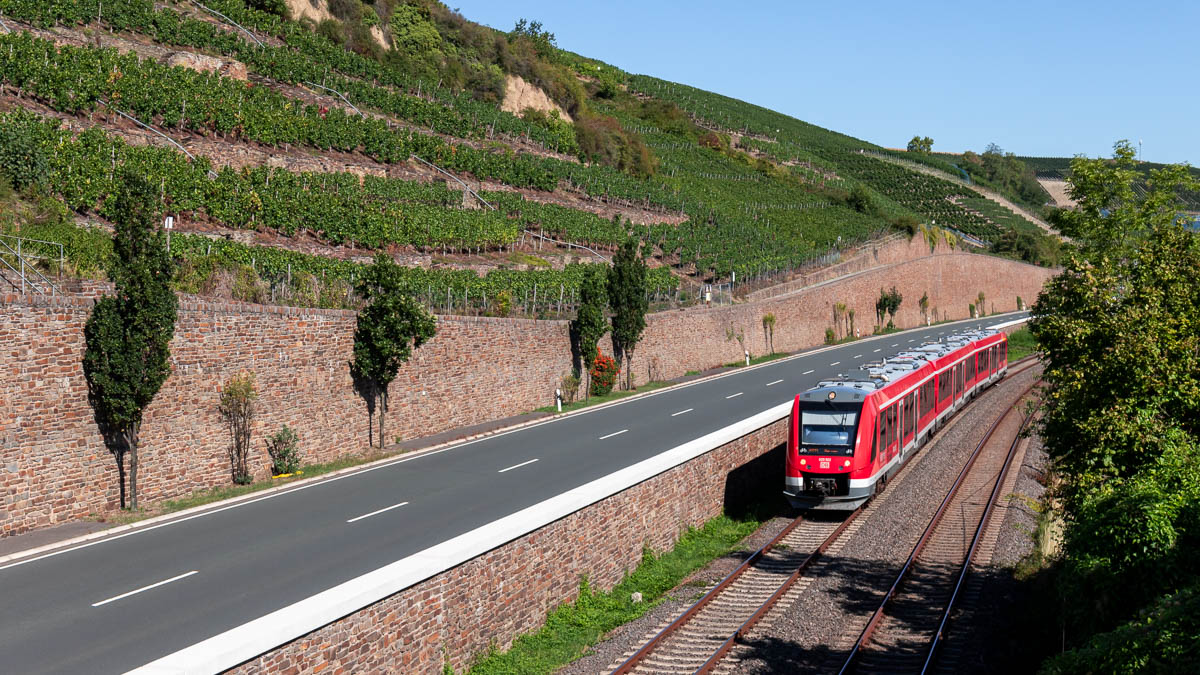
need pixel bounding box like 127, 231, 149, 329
1037, 178, 1077, 208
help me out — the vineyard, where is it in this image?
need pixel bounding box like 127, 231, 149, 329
0, 0, 1062, 317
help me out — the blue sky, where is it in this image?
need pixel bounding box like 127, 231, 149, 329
451, 1, 1198, 166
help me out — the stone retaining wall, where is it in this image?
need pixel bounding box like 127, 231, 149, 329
1, 237, 1054, 536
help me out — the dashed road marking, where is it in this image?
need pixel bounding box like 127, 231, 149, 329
766, 379, 784, 387
802, 369, 814, 375
92, 571, 198, 607
347, 501, 410, 523
726, 392, 743, 399
498, 458, 540, 473
671, 408, 693, 417
599, 429, 628, 440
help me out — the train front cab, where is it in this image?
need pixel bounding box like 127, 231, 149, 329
784, 389, 872, 510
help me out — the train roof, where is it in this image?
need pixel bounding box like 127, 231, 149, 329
797, 329, 1001, 402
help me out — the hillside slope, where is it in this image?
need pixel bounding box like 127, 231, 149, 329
0, 0, 1060, 315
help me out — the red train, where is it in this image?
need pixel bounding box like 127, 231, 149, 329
784, 329, 1009, 510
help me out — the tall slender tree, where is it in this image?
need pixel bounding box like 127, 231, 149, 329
350, 254, 437, 448
82, 171, 178, 510
607, 237, 648, 390
570, 265, 608, 401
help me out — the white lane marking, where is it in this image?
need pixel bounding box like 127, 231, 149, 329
346, 501, 410, 523
725, 392, 743, 399
891, 343, 899, 347
802, 369, 814, 375
909, 339, 916, 342
671, 408, 693, 417
766, 379, 784, 386
92, 570, 198, 607
599, 429, 628, 440
853, 354, 862, 359
873, 349, 881, 353
497, 459, 539, 473
830, 361, 840, 366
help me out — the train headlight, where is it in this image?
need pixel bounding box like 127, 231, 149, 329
799, 458, 806, 465
844, 459, 851, 467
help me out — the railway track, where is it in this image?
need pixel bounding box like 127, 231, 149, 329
837, 377, 1039, 674
611, 511, 861, 674
611, 359, 1039, 675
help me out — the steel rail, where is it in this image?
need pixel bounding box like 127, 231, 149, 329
613, 356, 1037, 675
921, 399, 1038, 672
611, 510, 859, 675
694, 510, 862, 674
838, 374, 1038, 674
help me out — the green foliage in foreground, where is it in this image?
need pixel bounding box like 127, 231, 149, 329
1029, 141, 1200, 667
467, 515, 761, 674
1041, 583, 1200, 674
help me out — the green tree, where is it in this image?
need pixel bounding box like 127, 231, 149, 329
570, 265, 608, 401
907, 135, 933, 154
875, 287, 902, 328
350, 254, 437, 448
608, 237, 648, 390
82, 171, 178, 510
1029, 141, 1200, 656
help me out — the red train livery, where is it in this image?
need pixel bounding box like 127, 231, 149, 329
784, 329, 1008, 510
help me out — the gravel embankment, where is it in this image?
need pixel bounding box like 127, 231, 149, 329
561, 364, 1043, 674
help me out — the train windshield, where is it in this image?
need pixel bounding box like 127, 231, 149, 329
800, 410, 858, 446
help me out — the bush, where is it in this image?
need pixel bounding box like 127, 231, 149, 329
219, 373, 257, 485
824, 327, 836, 344
559, 372, 580, 405
589, 352, 619, 396
265, 425, 302, 476
232, 264, 266, 303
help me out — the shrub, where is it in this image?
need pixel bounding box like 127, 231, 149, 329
265, 425, 302, 476
824, 327, 836, 344
232, 264, 266, 303
219, 373, 257, 485
559, 372, 580, 405
589, 351, 619, 396
493, 289, 513, 317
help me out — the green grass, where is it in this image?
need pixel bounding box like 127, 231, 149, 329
465, 514, 763, 674
508, 251, 552, 268
1006, 326, 1038, 361
535, 380, 674, 414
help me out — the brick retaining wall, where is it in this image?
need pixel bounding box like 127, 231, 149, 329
0, 237, 1053, 536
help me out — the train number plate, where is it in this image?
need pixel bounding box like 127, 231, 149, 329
818, 458, 831, 469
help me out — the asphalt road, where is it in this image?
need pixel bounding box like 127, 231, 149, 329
0, 314, 1021, 673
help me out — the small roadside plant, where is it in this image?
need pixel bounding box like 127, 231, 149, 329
265, 425, 301, 476
558, 372, 580, 405
589, 351, 619, 396
762, 312, 776, 354
219, 373, 257, 485
824, 327, 836, 344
